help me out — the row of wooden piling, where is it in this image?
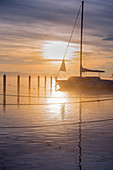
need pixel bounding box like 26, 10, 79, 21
3, 74, 56, 95
2, 75, 57, 112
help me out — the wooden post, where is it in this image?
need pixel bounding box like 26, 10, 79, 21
3, 74, 6, 112
17, 75, 20, 104
45, 76, 47, 88
3, 74, 6, 95
55, 76, 57, 91
17, 75, 20, 93
29, 76, 31, 90
37, 76, 40, 96
28, 76, 31, 103
50, 76, 52, 88
38, 76, 40, 89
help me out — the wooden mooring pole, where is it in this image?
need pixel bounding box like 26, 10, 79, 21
38, 76, 40, 89
50, 76, 52, 88
3, 74, 6, 112
17, 75, 20, 104
17, 75, 20, 93
3, 74, 6, 95
29, 76, 31, 90
45, 76, 47, 88
55, 77, 57, 91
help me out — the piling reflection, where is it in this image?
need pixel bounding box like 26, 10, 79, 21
3, 92, 6, 112
28, 88, 31, 104
44, 88, 47, 96
17, 90, 20, 105
37, 88, 40, 96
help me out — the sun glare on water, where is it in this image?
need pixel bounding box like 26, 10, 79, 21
43, 41, 78, 61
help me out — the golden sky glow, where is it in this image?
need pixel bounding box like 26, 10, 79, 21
43, 41, 79, 61
0, 0, 113, 77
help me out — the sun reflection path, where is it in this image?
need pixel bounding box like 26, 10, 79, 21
47, 90, 79, 104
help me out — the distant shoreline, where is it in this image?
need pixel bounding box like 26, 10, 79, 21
0, 71, 57, 76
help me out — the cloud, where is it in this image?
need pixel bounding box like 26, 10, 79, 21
0, 0, 80, 25
1, 0, 113, 44
0, 0, 113, 73
107, 56, 113, 59
103, 36, 113, 41
0, 55, 41, 65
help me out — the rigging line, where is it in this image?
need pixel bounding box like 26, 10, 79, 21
57, 5, 81, 77
63, 5, 81, 60
0, 118, 113, 129
0, 97, 113, 106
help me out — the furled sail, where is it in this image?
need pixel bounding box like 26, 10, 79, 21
60, 59, 66, 72
81, 66, 105, 73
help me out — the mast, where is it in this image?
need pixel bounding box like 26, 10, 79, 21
80, 1, 84, 77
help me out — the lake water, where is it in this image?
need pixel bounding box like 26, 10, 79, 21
0, 75, 113, 170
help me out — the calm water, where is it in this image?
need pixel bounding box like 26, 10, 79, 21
0, 75, 113, 170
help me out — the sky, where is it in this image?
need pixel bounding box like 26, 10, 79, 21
0, 0, 113, 76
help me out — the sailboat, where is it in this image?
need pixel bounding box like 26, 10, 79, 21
57, 1, 113, 90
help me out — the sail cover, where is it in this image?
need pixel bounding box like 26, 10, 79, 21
60, 59, 66, 71
81, 66, 105, 73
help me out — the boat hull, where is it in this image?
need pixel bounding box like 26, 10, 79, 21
57, 77, 113, 91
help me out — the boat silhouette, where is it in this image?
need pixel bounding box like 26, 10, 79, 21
57, 1, 113, 90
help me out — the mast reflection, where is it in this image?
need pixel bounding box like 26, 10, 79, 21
78, 98, 82, 170
61, 103, 65, 121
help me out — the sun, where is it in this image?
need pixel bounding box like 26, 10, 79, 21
42, 41, 79, 61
